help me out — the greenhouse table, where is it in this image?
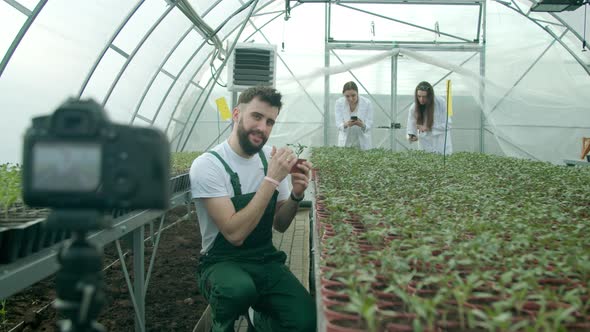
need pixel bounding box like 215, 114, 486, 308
564, 159, 590, 167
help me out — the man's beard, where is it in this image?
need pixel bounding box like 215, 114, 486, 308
237, 118, 267, 156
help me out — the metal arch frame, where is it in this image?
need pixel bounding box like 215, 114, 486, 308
334, 2, 479, 43
492, 0, 590, 76
173, 1, 301, 151
487, 28, 569, 117
187, 0, 326, 150
0, 0, 48, 79
139, 0, 278, 148
329, 50, 392, 121
175, 0, 225, 59
177, 0, 488, 152
136, 1, 260, 128
73, 0, 587, 158
77, 0, 145, 98
243, 2, 324, 117
119, 0, 278, 149
128, 25, 196, 125
162, 46, 217, 137
322, 0, 487, 151
3, 0, 31, 15
0, 3, 192, 332
100, 5, 176, 107
157, 1, 283, 151
2, 0, 589, 153
479, 0, 590, 158
2, 0, 229, 331
547, 10, 590, 47
128, 1, 221, 125
335, 0, 484, 3
2, 0, 581, 329
328, 48, 412, 151
391, 51, 481, 151
178, 0, 261, 151
162, 2, 322, 154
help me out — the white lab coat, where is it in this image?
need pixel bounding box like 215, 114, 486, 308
406, 96, 453, 154
335, 96, 373, 150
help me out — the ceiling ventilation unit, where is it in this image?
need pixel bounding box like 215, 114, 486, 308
530, 0, 584, 11
228, 43, 277, 92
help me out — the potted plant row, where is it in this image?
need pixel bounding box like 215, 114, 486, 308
311, 147, 590, 331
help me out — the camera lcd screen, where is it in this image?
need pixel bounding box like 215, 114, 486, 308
32, 142, 101, 192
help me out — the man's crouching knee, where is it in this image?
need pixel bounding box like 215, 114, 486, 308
293, 304, 316, 332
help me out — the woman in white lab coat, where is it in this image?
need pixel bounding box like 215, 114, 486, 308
335, 81, 373, 150
407, 81, 453, 154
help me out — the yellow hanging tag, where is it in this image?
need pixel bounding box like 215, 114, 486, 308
215, 97, 232, 120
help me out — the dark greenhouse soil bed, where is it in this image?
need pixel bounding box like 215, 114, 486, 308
1, 206, 207, 332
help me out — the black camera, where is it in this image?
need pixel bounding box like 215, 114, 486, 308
350, 116, 358, 121
22, 98, 170, 210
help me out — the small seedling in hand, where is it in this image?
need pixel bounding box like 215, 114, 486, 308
286, 143, 308, 173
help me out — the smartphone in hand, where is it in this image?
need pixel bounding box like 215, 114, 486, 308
350, 116, 358, 121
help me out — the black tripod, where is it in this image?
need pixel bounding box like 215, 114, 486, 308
49, 210, 109, 332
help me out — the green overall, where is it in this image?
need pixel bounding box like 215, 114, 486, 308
197, 151, 316, 332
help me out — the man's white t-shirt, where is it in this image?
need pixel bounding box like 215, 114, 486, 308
190, 140, 290, 254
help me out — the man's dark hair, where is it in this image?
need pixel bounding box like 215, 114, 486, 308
237, 86, 282, 111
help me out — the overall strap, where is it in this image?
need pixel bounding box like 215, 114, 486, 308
258, 150, 268, 175
207, 151, 242, 196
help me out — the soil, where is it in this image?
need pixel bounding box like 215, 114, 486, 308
1, 205, 208, 332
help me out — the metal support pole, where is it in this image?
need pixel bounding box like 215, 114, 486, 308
232, 91, 238, 110
331, 50, 390, 120
479, 0, 487, 153
323, 2, 331, 147
144, 214, 167, 297
186, 194, 193, 223
133, 226, 145, 332
479, 52, 485, 153
390, 53, 398, 151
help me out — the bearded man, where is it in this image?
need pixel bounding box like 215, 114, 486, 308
190, 86, 316, 332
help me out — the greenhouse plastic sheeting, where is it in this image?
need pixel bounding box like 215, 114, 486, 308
1, 0, 589, 165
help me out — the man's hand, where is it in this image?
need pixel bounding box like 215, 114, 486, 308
273, 159, 312, 233
267, 146, 297, 183
291, 160, 312, 197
